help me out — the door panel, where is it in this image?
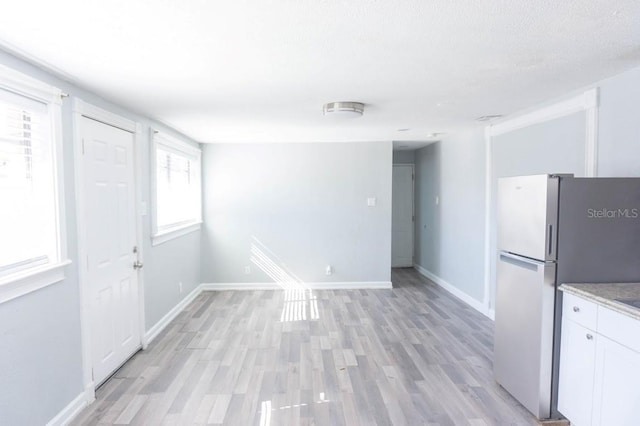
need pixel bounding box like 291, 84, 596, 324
82, 117, 140, 386
392, 165, 414, 267
557, 318, 596, 426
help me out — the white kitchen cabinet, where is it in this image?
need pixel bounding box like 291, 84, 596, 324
557, 318, 597, 426
558, 292, 640, 426
591, 335, 640, 426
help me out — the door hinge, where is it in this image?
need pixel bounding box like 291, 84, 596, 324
412, 215, 415, 222
91, 368, 94, 381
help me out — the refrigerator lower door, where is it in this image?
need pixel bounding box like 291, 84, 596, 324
494, 251, 556, 419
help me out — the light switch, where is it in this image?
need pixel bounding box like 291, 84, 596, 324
367, 197, 377, 207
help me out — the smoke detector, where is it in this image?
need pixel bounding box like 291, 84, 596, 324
323, 101, 365, 117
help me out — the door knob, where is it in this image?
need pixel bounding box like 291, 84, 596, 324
133, 260, 144, 270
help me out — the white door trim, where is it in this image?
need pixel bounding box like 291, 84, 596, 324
72, 99, 144, 404
482, 88, 600, 317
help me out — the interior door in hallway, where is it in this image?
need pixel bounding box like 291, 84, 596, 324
81, 116, 140, 386
392, 164, 414, 267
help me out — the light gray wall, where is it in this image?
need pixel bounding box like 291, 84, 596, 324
597, 66, 640, 177
393, 150, 415, 164
492, 112, 587, 178
139, 149, 202, 329
0, 49, 201, 424
201, 142, 392, 284
144, 231, 201, 324
0, 269, 83, 425
414, 129, 486, 302
414, 143, 441, 272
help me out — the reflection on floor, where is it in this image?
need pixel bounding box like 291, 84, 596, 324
72, 268, 537, 425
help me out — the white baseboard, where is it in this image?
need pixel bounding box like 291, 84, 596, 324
46, 392, 86, 426
201, 281, 392, 290
144, 285, 203, 345
413, 264, 492, 319
305, 281, 392, 290
201, 282, 282, 290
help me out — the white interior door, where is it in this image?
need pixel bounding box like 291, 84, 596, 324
392, 164, 414, 267
81, 116, 140, 385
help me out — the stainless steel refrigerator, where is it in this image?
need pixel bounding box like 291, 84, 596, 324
493, 174, 640, 420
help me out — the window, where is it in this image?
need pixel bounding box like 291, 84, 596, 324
0, 66, 68, 303
152, 131, 201, 245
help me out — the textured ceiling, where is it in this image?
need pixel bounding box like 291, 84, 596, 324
1, 0, 640, 143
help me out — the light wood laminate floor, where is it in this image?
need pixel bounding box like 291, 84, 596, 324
73, 268, 537, 425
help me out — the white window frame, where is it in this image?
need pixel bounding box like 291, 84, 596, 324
150, 130, 202, 246
0, 65, 70, 305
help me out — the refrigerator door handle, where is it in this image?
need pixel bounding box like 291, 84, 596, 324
499, 251, 546, 269
548, 224, 556, 257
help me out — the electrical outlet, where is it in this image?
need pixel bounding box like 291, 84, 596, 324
244, 266, 251, 274
325, 265, 333, 276
178, 282, 183, 294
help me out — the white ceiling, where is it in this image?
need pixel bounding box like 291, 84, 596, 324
1, 1, 639, 144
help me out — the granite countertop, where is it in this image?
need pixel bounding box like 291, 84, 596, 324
560, 282, 640, 320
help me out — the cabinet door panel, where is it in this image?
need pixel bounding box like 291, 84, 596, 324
592, 336, 640, 426
558, 318, 596, 426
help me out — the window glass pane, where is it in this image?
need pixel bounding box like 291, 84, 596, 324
155, 146, 199, 230
0, 100, 57, 276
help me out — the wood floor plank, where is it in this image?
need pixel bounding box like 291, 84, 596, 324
74, 268, 538, 425
207, 394, 232, 424
113, 395, 147, 425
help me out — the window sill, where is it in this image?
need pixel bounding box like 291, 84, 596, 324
151, 221, 202, 246
0, 259, 72, 305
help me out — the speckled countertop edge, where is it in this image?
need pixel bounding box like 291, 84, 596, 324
560, 283, 640, 321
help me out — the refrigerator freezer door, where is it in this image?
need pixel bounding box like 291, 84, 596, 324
557, 177, 640, 283
498, 175, 559, 262
494, 251, 556, 419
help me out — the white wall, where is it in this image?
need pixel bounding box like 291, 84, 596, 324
0, 48, 201, 424
201, 142, 393, 286
597, 66, 640, 177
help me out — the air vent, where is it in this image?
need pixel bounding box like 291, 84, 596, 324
476, 114, 503, 122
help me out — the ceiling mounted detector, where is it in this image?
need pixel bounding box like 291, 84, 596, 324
322, 101, 365, 117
